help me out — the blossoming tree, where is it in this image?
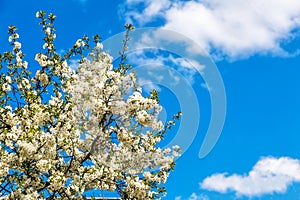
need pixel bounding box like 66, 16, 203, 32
0, 11, 181, 199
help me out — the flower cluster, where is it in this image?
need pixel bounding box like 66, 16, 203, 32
0, 11, 181, 200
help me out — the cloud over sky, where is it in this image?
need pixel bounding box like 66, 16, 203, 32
122, 0, 300, 59
175, 193, 209, 200
200, 157, 300, 197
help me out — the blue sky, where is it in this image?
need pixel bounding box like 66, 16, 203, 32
1, 0, 300, 199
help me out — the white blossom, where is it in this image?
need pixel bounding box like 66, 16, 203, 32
2, 83, 11, 91
1, 21, 180, 199
5, 76, 11, 83
35, 11, 40, 18
75, 39, 82, 48
8, 33, 19, 42
45, 27, 51, 35
8, 36, 13, 42
35, 53, 48, 66
96, 42, 103, 49
36, 70, 49, 85
23, 61, 28, 69
42, 43, 48, 49
14, 41, 21, 49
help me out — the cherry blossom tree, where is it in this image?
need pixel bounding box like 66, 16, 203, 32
0, 11, 181, 200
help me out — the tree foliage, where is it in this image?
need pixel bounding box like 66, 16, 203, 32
0, 11, 181, 199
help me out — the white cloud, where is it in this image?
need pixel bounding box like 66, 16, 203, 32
122, 0, 300, 59
126, 49, 166, 67
137, 77, 162, 93
123, 0, 171, 25
126, 50, 205, 86
189, 193, 209, 200
200, 83, 212, 92
201, 156, 300, 197
175, 193, 209, 200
